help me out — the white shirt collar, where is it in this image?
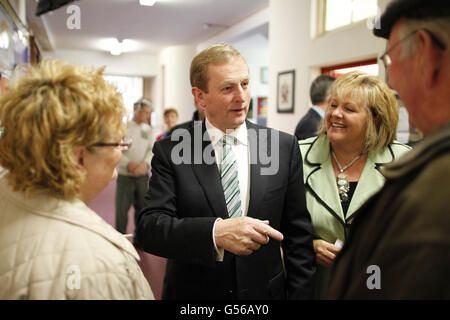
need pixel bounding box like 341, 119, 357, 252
312, 105, 325, 118
205, 117, 248, 147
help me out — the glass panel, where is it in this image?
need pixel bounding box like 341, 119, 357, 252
352, 0, 378, 23
330, 64, 379, 78
325, 0, 378, 32
325, 0, 352, 31
104, 75, 144, 122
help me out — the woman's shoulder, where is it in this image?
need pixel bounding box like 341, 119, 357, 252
298, 135, 319, 146
298, 135, 327, 162
389, 140, 412, 156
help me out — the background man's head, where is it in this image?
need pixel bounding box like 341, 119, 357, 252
310, 75, 336, 107
133, 98, 152, 125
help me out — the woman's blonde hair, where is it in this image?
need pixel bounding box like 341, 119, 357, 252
318, 70, 399, 151
0, 60, 126, 200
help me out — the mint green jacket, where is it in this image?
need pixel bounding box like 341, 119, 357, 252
299, 135, 411, 243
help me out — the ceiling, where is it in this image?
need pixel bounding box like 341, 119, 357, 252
27, 0, 269, 55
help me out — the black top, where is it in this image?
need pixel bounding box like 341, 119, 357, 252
341, 182, 358, 217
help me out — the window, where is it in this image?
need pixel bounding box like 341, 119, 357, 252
321, 58, 378, 78
316, 0, 378, 36
104, 75, 144, 122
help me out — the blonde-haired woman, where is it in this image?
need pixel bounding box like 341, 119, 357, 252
0, 60, 154, 299
298, 71, 410, 298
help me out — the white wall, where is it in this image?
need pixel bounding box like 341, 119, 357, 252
157, 45, 197, 130
267, 0, 391, 135
43, 49, 158, 77
197, 7, 269, 51
232, 34, 269, 99
231, 33, 270, 123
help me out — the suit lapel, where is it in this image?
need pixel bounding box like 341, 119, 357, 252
190, 121, 228, 219
246, 122, 269, 218
345, 147, 394, 220
306, 158, 345, 221
303, 136, 346, 224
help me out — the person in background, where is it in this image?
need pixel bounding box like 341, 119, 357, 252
0, 60, 153, 299
115, 98, 153, 241
136, 43, 316, 300
295, 75, 336, 141
298, 70, 410, 298
328, 0, 450, 299
169, 99, 205, 135
156, 108, 179, 141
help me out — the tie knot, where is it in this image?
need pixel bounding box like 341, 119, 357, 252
223, 135, 236, 147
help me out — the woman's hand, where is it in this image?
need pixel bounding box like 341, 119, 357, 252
313, 239, 342, 267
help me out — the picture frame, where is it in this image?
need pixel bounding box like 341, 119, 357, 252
277, 70, 295, 113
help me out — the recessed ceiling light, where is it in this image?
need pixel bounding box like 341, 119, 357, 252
139, 0, 157, 6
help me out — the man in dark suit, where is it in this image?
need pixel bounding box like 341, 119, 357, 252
136, 43, 316, 300
294, 75, 335, 141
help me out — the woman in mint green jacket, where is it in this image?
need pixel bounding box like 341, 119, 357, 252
298, 71, 410, 299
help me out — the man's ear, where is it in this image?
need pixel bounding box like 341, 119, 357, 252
192, 87, 206, 108
73, 146, 87, 174
417, 30, 443, 89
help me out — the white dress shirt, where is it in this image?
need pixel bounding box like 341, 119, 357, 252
205, 118, 250, 215
205, 118, 251, 260
311, 105, 325, 118
117, 120, 154, 176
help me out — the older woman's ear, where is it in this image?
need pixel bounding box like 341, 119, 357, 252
72, 146, 87, 174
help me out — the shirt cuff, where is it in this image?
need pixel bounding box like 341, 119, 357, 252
212, 218, 224, 262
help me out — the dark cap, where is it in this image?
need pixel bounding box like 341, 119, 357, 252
373, 0, 450, 39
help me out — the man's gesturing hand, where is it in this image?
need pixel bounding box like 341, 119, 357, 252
214, 217, 284, 255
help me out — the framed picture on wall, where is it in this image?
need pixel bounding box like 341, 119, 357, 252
277, 70, 295, 113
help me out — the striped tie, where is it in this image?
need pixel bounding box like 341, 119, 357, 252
221, 135, 242, 218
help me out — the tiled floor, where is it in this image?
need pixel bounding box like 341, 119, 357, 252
88, 179, 167, 300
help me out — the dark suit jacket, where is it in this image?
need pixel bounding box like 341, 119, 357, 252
136, 120, 316, 300
294, 108, 322, 141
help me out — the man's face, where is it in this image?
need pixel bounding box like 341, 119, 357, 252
196, 57, 250, 132
135, 105, 151, 125
386, 21, 421, 130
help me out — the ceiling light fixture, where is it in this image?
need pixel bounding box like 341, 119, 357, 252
202, 23, 229, 30
139, 0, 157, 6
110, 38, 124, 56
101, 38, 140, 56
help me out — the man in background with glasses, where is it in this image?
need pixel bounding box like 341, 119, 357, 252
328, 0, 450, 299
115, 98, 154, 244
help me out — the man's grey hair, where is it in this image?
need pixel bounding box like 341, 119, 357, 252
398, 17, 450, 60
134, 98, 152, 112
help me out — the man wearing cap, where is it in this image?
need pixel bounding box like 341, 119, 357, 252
327, 0, 450, 299
115, 98, 154, 238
